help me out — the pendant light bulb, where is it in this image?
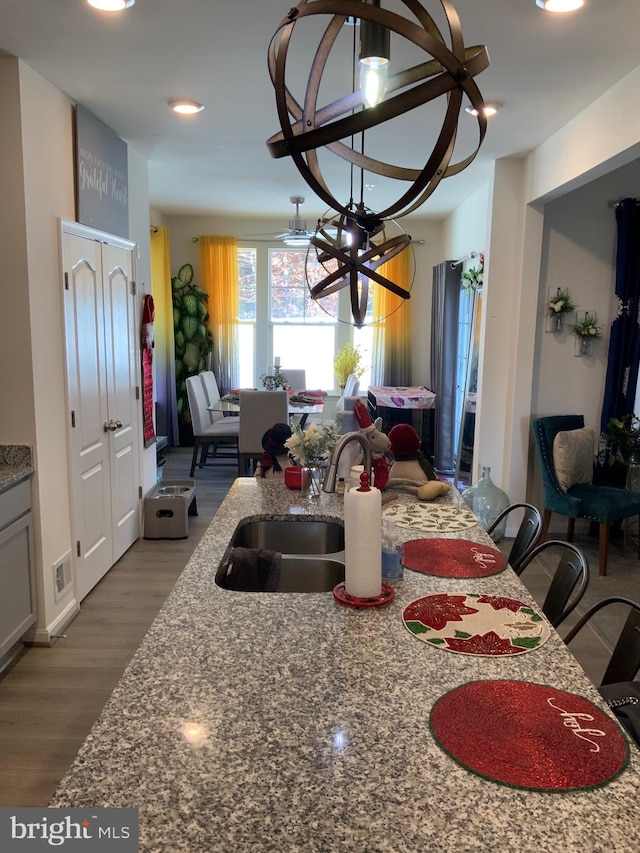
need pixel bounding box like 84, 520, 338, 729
87, 0, 135, 10
535, 0, 584, 10
359, 2, 390, 108
359, 58, 389, 108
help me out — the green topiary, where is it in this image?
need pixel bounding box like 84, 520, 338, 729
172, 263, 213, 423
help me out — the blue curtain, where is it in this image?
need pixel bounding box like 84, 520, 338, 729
601, 198, 640, 432
430, 261, 460, 470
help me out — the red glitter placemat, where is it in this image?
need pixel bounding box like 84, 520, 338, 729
403, 538, 506, 577
403, 593, 550, 656
430, 680, 629, 791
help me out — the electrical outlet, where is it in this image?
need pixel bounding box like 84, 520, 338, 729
53, 552, 73, 602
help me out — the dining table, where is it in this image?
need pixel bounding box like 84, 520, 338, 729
213, 388, 326, 427
50, 481, 640, 852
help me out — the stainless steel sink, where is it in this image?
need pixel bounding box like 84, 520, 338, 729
229, 518, 344, 554
272, 556, 344, 592
216, 517, 345, 593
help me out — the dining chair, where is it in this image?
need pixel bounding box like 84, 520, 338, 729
335, 396, 361, 434
517, 540, 590, 628
238, 390, 289, 475
281, 368, 306, 391
487, 502, 542, 575
563, 596, 640, 747
343, 374, 360, 398
564, 596, 640, 684
185, 375, 239, 477
532, 415, 640, 576
336, 375, 360, 416
199, 370, 236, 428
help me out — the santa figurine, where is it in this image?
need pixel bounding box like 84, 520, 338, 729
385, 423, 450, 500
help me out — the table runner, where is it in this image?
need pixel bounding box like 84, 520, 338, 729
403, 593, 550, 656
221, 389, 326, 406
383, 501, 477, 533
430, 680, 629, 791
403, 538, 506, 577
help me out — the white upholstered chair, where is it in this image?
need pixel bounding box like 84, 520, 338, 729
336, 375, 360, 415
200, 370, 229, 426
185, 375, 239, 477
344, 374, 360, 397
281, 368, 306, 391
238, 390, 289, 475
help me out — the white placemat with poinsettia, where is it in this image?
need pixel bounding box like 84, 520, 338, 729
403, 593, 551, 656
383, 500, 477, 532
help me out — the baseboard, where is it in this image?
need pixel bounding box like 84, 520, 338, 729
24, 598, 80, 647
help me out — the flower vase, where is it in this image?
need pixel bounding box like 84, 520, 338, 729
575, 336, 593, 357
546, 313, 564, 333
302, 457, 325, 500
461, 466, 510, 541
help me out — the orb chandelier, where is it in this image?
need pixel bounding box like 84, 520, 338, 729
309, 203, 413, 327
266, 0, 489, 325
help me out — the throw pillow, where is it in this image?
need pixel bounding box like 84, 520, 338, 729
552, 426, 594, 491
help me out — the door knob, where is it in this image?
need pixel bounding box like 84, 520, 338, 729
103, 419, 122, 432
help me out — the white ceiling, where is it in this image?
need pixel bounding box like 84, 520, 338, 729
1, 0, 639, 224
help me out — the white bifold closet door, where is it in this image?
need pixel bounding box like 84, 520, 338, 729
61, 221, 140, 602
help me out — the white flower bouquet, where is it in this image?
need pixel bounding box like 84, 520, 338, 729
285, 421, 340, 466
570, 312, 602, 339
548, 287, 575, 316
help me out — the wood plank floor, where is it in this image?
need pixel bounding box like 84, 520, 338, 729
0, 449, 616, 806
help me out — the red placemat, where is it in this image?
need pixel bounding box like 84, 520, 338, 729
403, 538, 506, 577
403, 593, 550, 656
430, 680, 629, 791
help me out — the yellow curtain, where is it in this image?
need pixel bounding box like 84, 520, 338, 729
199, 236, 239, 392
371, 247, 413, 385
150, 226, 178, 444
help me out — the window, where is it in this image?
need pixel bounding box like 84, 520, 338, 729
270, 248, 338, 390
236, 244, 373, 392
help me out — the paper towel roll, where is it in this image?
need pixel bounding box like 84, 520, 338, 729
344, 475, 382, 599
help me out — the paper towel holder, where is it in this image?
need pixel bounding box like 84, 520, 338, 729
333, 581, 395, 608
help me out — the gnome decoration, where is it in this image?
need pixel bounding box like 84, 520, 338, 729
386, 423, 450, 501
353, 399, 391, 490
254, 423, 294, 479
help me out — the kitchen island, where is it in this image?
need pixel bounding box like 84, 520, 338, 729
51, 478, 640, 852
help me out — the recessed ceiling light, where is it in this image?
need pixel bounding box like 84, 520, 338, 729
87, 0, 135, 11
169, 99, 205, 116
465, 104, 500, 118
535, 0, 584, 11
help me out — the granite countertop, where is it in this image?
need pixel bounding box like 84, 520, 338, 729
0, 445, 34, 494
51, 479, 640, 852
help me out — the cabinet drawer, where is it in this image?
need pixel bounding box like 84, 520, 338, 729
0, 479, 31, 530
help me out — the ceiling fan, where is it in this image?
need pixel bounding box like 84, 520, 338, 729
243, 196, 315, 245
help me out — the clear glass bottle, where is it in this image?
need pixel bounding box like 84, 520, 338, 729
381, 519, 404, 583
461, 465, 510, 541
336, 477, 346, 498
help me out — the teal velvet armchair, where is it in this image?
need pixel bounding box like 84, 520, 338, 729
532, 415, 640, 576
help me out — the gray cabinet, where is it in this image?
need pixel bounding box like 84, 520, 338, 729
0, 479, 36, 660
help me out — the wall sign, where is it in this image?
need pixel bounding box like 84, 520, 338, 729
74, 104, 129, 238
